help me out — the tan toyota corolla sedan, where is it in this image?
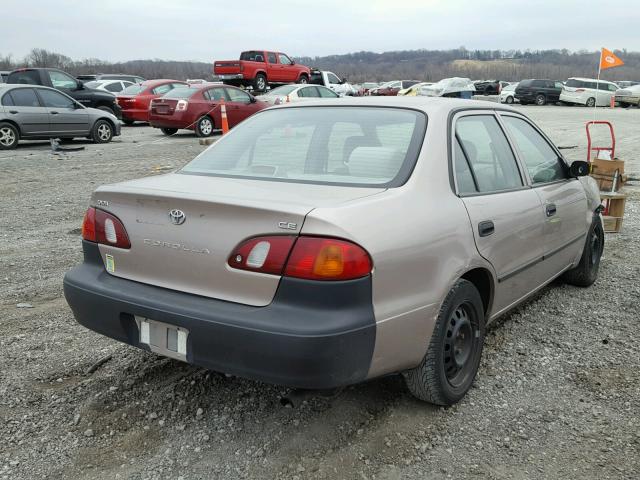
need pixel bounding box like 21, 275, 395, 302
64, 98, 603, 405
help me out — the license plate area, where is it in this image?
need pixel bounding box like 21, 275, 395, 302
135, 316, 189, 361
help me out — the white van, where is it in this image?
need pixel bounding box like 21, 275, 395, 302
560, 77, 618, 107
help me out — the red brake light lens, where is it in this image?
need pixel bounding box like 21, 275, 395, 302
285, 237, 372, 281
81, 207, 131, 249
228, 236, 372, 281
228, 236, 296, 275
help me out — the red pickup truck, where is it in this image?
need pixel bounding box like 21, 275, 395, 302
214, 50, 310, 92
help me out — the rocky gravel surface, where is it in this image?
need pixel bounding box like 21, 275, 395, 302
1, 106, 639, 479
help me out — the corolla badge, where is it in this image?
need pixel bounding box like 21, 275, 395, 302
169, 209, 186, 225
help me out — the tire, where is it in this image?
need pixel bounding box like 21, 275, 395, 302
297, 74, 309, 84
91, 120, 113, 144
586, 97, 596, 108
562, 216, 604, 287
160, 128, 178, 136
253, 73, 267, 92
520, 100, 529, 105
122, 118, 135, 126
505, 95, 514, 104
0, 122, 19, 149
404, 279, 485, 405
535, 94, 547, 106
195, 116, 214, 137
97, 105, 115, 116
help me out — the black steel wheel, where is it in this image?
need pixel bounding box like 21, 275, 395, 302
404, 279, 485, 405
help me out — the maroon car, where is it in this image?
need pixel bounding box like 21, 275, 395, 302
149, 84, 268, 137
117, 79, 187, 124
370, 80, 420, 96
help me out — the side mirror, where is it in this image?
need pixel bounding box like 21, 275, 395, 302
249, 95, 257, 103
569, 160, 589, 177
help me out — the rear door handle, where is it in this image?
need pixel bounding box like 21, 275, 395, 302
9, 110, 18, 114
478, 220, 495, 237
51, 111, 59, 115
546, 203, 557, 217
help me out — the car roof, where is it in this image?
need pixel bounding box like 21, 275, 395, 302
269, 96, 522, 115
140, 79, 185, 87
568, 77, 617, 84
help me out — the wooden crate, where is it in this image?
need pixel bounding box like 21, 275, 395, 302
590, 158, 625, 191
600, 192, 626, 233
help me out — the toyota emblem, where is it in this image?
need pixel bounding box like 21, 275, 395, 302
169, 209, 186, 225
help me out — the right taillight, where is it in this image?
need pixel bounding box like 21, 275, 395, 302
228, 235, 372, 281
81, 207, 131, 249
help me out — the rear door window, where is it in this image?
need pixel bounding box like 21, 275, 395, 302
1, 92, 15, 106
267, 52, 277, 64
297, 86, 320, 98
8, 70, 40, 85
455, 115, 523, 193
105, 82, 122, 93
501, 115, 566, 184
204, 87, 227, 101
8, 88, 41, 107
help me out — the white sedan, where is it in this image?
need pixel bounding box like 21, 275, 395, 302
84, 80, 135, 94
260, 84, 339, 105
500, 82, 519, 104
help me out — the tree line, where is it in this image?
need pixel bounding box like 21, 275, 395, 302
1, 47, 638, 83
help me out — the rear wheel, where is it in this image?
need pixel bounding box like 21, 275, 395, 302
586, 97, 596, 107
195, 116, 214, 137
404, 279, 485, 405
160, 128, 178, 136
297, 74, 308, 84
253, 73, 267, 92
535, 94, 547, 106
91, 120, 113, 143
563, 216, 604, 287
0, 122, 19, 149
505, 95, 514, 104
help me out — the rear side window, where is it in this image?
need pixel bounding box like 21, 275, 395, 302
501, 116, 566, 184
267, 53, 277, 64
566, 79, 584, 88
8, 88, 40, 107
38, 89, 75, 108
181, 107, 426, 187
105, 82, 123, 93
455, 115, 523, 193
532, 80, 545, 87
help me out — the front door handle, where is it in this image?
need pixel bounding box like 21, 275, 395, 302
546, 203, 557, 217
50, 111, 59, 115
478, 220, 495, 237
9, 110, 18, 114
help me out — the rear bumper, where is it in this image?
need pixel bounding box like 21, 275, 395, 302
120, 109, 149, 122
149, 115, 193, 130
63, 241, 376, 389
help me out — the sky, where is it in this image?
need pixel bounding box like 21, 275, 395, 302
3, 0, 638, 62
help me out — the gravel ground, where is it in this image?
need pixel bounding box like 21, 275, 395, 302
1, 105, 639, 480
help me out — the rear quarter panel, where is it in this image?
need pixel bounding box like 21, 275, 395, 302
301, 114, 494, 378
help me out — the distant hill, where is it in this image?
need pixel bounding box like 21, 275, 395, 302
2, 47, 638, 83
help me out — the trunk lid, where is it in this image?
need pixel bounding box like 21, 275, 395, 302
214, 61, 242, 75
92, 173, 385, 306
150, 98, 179, 115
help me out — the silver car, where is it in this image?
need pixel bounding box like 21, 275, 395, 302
63, 98, 603, 405
0, 84, 120, 149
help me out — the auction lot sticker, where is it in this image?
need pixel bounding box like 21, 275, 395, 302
105, 254, 115, 273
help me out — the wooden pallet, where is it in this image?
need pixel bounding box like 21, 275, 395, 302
600, 192, 626, 233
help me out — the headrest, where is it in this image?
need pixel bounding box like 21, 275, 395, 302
348, 147, 404, 180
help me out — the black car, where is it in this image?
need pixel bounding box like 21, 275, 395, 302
0, 71, 9, 83
515, 79, 564, 106
7, 68, 122, 117
473, 79, 501, 95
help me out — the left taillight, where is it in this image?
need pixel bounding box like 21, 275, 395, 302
81, 207, 131, 249
228, 235, 372, 281
176, 99, 188, 111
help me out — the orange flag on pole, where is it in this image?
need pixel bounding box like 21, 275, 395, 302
600, 48, 624, 70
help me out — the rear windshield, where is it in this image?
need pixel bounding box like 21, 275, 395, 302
181, 107, 426, 187
240, 51, 264, 61
121, 84, 145, 95
162, 87, 199, 99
